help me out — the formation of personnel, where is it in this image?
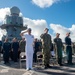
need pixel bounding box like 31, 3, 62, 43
40, 28, 73, 69
0, 28, 74, 70
0, 37, 26, 64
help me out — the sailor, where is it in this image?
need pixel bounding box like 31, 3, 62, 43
20, 28, 34, 70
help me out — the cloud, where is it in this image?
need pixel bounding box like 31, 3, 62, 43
50, 23, 75, 42
0, 7, 47, 40
23, 17, 47, 38
31, 0, 71, 8
0, 8, 10, 24
1, 7, 75, 43
0, 7, 10, 40
32, 0, 60, 8
0, 29, 7, 40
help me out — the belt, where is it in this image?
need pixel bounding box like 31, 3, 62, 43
66, 45, 72, 46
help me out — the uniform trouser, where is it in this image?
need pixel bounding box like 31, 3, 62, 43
13, 51, 18, 62
18, 50, 21, 59
26, 51, 33, 69
10, 51, 13, 61
42, 48, 50, 66
0, 48, 2, 61
72, 48, 75, 54
3, 52, 9, 63
0, 53, 1, 61
66, 46, 72, 64
57, 48, 62, 65
33, 51, 37, 62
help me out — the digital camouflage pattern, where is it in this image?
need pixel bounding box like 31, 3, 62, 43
19, 40, 26, 52
40, 33, 52, 66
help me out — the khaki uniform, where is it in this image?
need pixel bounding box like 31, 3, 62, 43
54, 38, 63, 65
72, 44, 75, 55
40, 33, 52, 66
19, 40, 26, 52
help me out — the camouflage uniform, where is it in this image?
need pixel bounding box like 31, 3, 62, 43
40, 33, 52, 66
54, 38, 63, 65
72, 44, 75, 55
19, 40, 26, 52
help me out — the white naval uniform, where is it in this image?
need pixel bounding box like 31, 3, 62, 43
23, 34, 34, 69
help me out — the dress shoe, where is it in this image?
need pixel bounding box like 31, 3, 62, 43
26, 68, 29, 71
59, 64, 63, 66
43, 66, 48, 69
68, 63, 73, 65
47, 64, 52, 68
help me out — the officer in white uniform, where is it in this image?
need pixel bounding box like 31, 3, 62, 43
20, 28, 34, 70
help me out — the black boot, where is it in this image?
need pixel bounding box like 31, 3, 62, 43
47, 64, 52, 68
43, 65, 48, 69
59, 63, 63, 66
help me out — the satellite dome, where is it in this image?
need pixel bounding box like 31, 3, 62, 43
10, 6, 20, 15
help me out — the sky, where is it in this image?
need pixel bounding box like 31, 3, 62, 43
0, 0, 75, 42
